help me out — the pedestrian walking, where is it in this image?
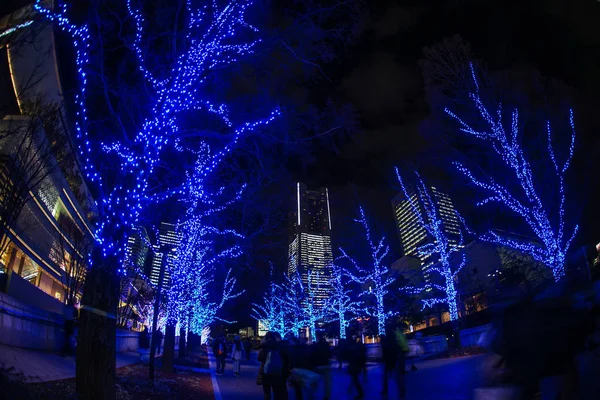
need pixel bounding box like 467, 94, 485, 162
393, 327, 409, 399
245, 337, 253, 360
232, 335, 243, 377
347, 336, 366, 399
213, 335, 227, 375
311, 332, 332, 400
380, 333, 399, 396
288, 335, 319, 400
155, 329, 163, 355
257, 331, 290, 400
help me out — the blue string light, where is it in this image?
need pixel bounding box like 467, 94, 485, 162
339, 206, 394, 336
35, 0, 279, 271
252, 278, 289, 337
395, 170, 468, 321
444, 63, 578, 282
326, 263, 362, 339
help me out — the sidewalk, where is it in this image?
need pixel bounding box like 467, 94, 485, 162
0, 343, 144, 382
209, 347, 485, 400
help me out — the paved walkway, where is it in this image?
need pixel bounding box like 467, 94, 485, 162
0, 344, 145, 382
209, 349, 486, 400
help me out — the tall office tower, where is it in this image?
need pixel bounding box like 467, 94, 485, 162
124, 226, 150, 272
392, 186, 461, 282
288, 183, 333, 309
150, 222, 178, 287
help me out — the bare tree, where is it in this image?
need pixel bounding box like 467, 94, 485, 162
116, 274, 153, 330
51, 217, 92, 306
0, 99, 72, 272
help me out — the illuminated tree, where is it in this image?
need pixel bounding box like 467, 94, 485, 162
445, 63, 578, 281
167, 151, 246, 340
326, 263, 362, 339
339, 207, 394, 336
252, 279, 288, 337
395, 170, 469, 321
35, 0, 277, 396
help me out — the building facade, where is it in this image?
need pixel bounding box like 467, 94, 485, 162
288, 183, 333, 309
124, 226, 150, 273
392, 186, 461, 282
0, 8, 96, 308
149, 222, 178, 287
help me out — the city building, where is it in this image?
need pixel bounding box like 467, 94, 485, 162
0, 7, 96, 309
288, 183, 333, 309
149, 222, 178, 287
391, 186, 462, 283
124, 226, 150, 273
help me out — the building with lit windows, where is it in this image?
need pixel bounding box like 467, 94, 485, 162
124, 226, 150, 273
392, 186, 461, 282
288, 183, 333, 309
149, 222, 178, 287
0, 6, 96, 311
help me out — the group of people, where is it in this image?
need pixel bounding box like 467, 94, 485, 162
211, 334, 253, 376
254, 326, 409, 400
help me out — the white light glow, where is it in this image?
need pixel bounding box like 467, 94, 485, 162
326, 188, 332, 230
297, 182, 301, 226
0, 20, 34, 39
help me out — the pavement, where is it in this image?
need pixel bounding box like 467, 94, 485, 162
209, 349, 486, 400
0, 344, 170, 382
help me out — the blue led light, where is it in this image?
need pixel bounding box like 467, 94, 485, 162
445, 63, 578, 282
395, 170, 469, 321
339, 207, 394, 336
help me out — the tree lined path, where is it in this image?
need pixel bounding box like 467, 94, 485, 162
210, 349, 485, 400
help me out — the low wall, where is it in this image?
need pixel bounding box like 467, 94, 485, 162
116, 329, 141, 352
422, 334, 448, 353
0, 291, 65, 351
460, 324, 491, 348
365, 343, 382, 360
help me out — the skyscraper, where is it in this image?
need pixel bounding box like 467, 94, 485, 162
288, 183, 333, 309
149, 222, 178, 287
392, 186, 461, 282
124, 226, 150, 273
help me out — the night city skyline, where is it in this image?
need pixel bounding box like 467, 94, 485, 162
1, 1, 600, 399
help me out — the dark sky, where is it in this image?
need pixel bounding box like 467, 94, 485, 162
305, 0, 600, 252
3, 1, 600, 325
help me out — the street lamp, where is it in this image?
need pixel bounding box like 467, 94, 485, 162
149, 245, 176, 382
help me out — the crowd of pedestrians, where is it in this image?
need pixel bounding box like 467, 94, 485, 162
250, 323, 410, 400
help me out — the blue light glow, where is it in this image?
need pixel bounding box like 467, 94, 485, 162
445, 63, 578, 281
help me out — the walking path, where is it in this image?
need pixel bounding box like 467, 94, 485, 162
0, 343, 155, 382
208, 348, 486, 400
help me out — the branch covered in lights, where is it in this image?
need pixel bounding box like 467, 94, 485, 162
252, 278, 289, 338
338, 206, 394, 336
396, 169, 468, 321
444, 63, 578, 281
326, 263, 362, 339
34, 0, 279, 269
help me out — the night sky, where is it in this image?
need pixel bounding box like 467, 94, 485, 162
306, 0, 600, 247
3, 0, 600, 325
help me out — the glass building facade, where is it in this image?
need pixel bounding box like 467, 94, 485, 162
392, 187, 461, 282
288, 183, 333, 309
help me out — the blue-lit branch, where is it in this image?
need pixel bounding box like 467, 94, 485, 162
282, 273, 309, 336
304, 270, 334, 342
251, 279, 288, 337
326, 263, 362, 339
396, 170, 468, 321
339, 207, 393, 336
445, 63, 578, 281
35, 0, 279, 268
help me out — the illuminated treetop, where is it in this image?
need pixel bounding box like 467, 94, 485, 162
445, 63, 578, 281
35, 0, 278, 265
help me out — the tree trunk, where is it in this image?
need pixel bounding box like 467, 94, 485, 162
162, 324, 176, 373
76, 265, 119, 400
178, 327, 186, 359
